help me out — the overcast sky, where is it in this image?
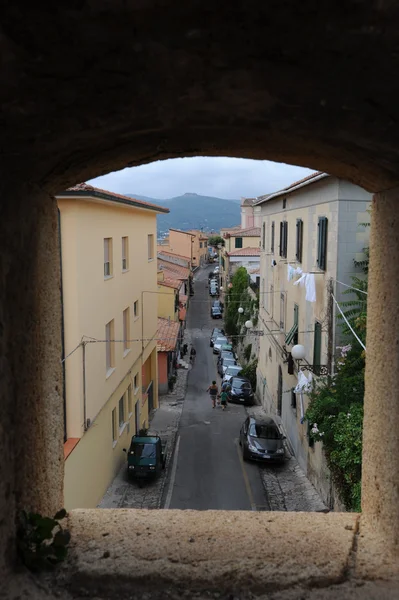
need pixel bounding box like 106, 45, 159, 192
89, 157, 314, 200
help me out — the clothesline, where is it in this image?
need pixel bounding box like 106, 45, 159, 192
333, 279, 368, 295
331, 293, 366, 351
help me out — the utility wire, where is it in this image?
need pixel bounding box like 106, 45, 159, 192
333, 279, 368, 296
331, 293, 366, 351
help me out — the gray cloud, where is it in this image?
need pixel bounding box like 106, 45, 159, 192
89, 157, 315, 199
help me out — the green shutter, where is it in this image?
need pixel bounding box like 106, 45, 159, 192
285, 304, 299, 345
296, 219, 303, 262
317, 217, 328, 270
235, 237, 243, 248
271, 222, 275, 253
313, 321, 322, 375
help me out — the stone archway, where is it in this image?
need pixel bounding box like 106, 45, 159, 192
1, 1, 399, 592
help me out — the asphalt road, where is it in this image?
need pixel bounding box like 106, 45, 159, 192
163, 264, 270, 511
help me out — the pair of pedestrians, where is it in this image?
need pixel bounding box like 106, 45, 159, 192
207, 380, 230, 410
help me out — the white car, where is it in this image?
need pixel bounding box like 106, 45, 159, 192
223, 364, 244, 383
212, 336, 229, 354
213, 266, 220, 273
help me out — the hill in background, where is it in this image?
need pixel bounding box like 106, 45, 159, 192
127, 192, 241, 234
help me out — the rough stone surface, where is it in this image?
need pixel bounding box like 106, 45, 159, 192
2, 4, 399, 193
64, 509, 358, 596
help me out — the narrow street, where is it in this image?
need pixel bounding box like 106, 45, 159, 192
162, 265, 270, 511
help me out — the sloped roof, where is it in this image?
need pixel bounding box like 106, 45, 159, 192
256, 172, 329, 205
157, 318, 180, 352
59, 182, 169, 213
241, 197, 257, 206
158, 277, 182, 290
227, 247, 261, 257
157, 250, 191, 263
169, 228, 196, 236
229, 227, 261, 237
158, 261, 190, 280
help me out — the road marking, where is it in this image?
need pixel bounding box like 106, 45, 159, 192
235, 438, 257, 511
164, 435, 180, 510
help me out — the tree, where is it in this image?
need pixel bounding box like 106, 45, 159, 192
224, 267, 249, 339
207, 235, 224, 247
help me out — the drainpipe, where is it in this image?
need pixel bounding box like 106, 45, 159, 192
58, 209, 68, 443
82, 341, 87, 431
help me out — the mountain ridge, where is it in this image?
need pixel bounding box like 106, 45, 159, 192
126, 193, 241, 233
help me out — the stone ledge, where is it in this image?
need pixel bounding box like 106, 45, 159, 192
63, 509, 360, 596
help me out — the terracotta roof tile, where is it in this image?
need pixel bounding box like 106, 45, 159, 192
157, 317, 180, 352
158, 277, 181, 290
158, 260, 190, 280
229, 227, 261, 237
284, 171, 324, 191
169, 228, 196, 236
227, 246, 261, 257
157, 250, 191, 262
62, 182, 169, 213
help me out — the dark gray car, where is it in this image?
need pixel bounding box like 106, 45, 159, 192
239, 416, 286, 462
217, 357, 237, 376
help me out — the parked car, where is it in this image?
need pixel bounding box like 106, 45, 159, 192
213, 266, 220, 273
229, 377, 255, 405
209, 282, 218, 296
239, 416, 285, 462
213, 336, 229, 354
217, 357, 237, 377
211, 306, 223, 319
210, 328, 224, 347
212, 299, 223, 313
223, 364, 244, 383
220, 343, 234, 355
217, 350, 235, 365
123, 434, 167, 479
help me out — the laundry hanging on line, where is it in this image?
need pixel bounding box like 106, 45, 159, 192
293, 272, 316, 303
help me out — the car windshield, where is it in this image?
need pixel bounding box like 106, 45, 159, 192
249, 424, 281, 440
227, 366, 242, 375
131, 443, 156, 458
223, 358, 235, 365
233, 380, 251, 390
215, 337, 228, 345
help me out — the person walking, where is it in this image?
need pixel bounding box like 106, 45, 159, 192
219, 389, 229, 411
207, 380, 219, 408
190, 346, 196, 364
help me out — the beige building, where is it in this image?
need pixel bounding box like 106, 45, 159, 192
219, 226, 261, 288
57, 183, 169, 510
256, 172, 371, 506
240, 197, 262, 229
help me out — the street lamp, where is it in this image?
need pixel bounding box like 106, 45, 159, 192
245, 319, 254, 329
291, 344, 329, 375
238, 307, 244, 314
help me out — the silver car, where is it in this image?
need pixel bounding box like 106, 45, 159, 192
213, 336, 228, 354
223, 364, 244, 383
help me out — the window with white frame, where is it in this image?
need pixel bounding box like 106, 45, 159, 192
148, 234, 154, 260
128, 384, 132, 416
105, 319, 115, 373
123, 307, 130, 352
118, 395, 125, 429
111, 408, 117, 445
122, 236, 129, 271
280, 293, 285, 331
104, 238, 113, 277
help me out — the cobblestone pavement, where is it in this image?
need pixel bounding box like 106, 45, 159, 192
98, 330, 194, 510
246, 405, 328, 512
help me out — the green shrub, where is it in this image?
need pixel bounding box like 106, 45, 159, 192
240, 360, 257, 391
243, 343, 252, 362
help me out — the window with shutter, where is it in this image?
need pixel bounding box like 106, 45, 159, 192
317, 217, 328, 270
280, 293, 285, 331
235, 237, 243, 248
296, 219, 303, 263
280, 221, 288, 258
271, 222, 275, 253
262, 222, 265, 250
313, 321, 322, 376
285, 304, 299, 345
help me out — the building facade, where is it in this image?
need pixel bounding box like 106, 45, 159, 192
57, 183, 168, 510
186, 229, 209, 266
256, 173, 371, 506
240, 197, 262, 229
219, 226, 261, 288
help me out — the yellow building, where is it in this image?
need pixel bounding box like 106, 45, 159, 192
168, 228, 195, 267
57, 183, 169, 510
256, 172, 371, 506
157, 270, 182, 321
186, 229, 209, 266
